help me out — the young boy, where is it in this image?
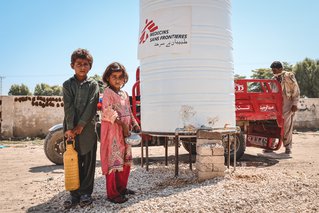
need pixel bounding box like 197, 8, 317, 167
63, 48, 99, 209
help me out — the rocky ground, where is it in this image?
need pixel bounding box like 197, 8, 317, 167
0, 132, 319, 213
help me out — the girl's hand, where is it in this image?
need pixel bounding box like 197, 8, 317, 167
115, 119, 130, 137
102, 105, 118, 123
133, 124, 141, 133
291, 105, 298, 112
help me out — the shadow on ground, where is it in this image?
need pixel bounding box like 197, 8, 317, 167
134, 152, 281, 168
237, 153, 280, 167
29, 165, 63, 173
29, 160, 102, 173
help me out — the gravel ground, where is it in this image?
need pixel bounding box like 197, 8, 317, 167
28, 163, 319, 213
1, 132, 319, 213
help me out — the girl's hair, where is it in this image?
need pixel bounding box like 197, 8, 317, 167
71, 48, 93, 68
102, 62, 129, 87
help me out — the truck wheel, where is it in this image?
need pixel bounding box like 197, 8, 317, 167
181, 138, 196, 154
223, 133, 245, 161
44, 128, 64, 165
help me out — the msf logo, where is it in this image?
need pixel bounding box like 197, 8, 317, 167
139, 19, 158, 44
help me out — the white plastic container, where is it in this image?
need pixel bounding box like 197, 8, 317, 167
138, 0, 234, 133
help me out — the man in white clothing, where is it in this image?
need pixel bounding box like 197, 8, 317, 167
270, 61, 300, 154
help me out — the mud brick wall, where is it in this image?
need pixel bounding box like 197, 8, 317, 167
1, 96, 64, 138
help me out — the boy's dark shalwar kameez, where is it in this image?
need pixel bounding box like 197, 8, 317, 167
63, 75, 99, 198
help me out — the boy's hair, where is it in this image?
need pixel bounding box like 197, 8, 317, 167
71, 48, 93, 68
102, 62, 129, 87
270, 61, 283, 69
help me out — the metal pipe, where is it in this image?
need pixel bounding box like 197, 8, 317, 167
165, 137, 168, 166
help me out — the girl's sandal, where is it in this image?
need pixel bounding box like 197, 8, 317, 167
108, 196, 128, 204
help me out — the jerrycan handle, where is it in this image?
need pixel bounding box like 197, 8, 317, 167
66, 137, 75, 148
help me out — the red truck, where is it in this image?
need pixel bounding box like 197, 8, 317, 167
44, 68, 284, 165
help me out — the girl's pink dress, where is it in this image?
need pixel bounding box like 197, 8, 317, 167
100, 87, 136, 175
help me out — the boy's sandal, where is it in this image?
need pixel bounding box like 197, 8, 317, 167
79, 194, 93, 208
63, 196, 80, 209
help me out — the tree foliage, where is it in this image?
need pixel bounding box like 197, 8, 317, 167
250, 62, 293, 79
51, 85, 63, 96
234, 74, 246, 80
91, 74, 105, 93
293, 58, 319, 98
8, 84, 32, 95
250, 68, 272, 79
282, 62, 293, 72
34, 83, 62, 96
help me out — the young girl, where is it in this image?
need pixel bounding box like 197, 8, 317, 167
100, 62, 140, 204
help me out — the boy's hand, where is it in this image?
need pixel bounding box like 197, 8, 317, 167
73, 125, 84, 135
65, 130, 75, 139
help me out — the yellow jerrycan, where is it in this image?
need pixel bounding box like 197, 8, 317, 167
63, 138, 80, 191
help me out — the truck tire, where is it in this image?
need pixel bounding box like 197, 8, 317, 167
181, 133, 246, 161
223, 133, 245, 161
44, 128, 64, 165
181, 138, 196, 154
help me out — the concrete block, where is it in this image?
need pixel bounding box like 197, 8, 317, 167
212, 163, 226, 172
195, 162, 213, 172
196, 139, 222, 146
197, 130, 222, 139
197, 144, 213, 156
211, 144, 224, 156
197, 171, 224, 181
197, 143, 224, 156
196, 155, 224, 164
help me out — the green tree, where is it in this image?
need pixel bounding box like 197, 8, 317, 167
282, 62, 293, 72
234, 74, 246, 80
51, 85, 63, 96
251, 68, 272, 79
293, 58, 319, 98
34, 83, 62, 96
250, 62, 293, 79
91, 74, 105, 93
8, 84, 31, 95
91, 74, 102, 82
34, 83, 53, 96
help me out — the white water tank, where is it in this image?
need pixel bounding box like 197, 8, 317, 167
138, 0, 234, 134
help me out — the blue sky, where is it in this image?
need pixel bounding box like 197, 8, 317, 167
1, 0, 318, 95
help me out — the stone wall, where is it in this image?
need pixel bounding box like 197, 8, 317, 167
295, 98, 319, 130
0, 96, 64, 139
